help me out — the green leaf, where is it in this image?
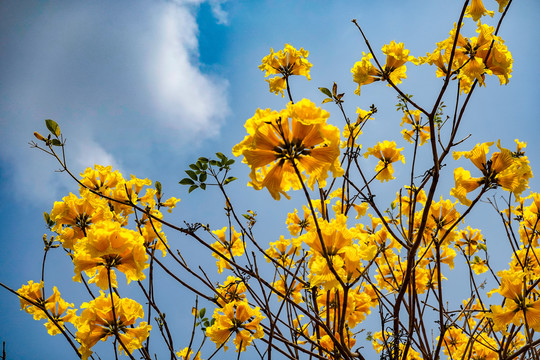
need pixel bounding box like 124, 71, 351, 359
199, 172, 207, 182
43, 212, 51, 224
216, 152, 226, 161
185, 170, 198, 181
189, 164, 199, 171
225, 159, 235, 166
45, 119, 61, 137
199, 308, 206, 318
318, 87, 332, 98
155, 181, 162, 195
199, 183, 206, 190
198, 157, 209, 163
332, 82, 338, 97
51, 139, 62, 146
322, 98, 333, 104
224, 176, 237, 185
179, 178, 195, 185
188, 185, 198, 193
209, 160, 219, 166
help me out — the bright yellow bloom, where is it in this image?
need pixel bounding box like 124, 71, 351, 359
17, 281, 77, 335
400, 110, 430, 146
139, 209, 169, 256
351, 52, 379, 95
489, 271, 540, 333
455, 226, 484, 256
211, 226, 244, 274
259, 44, 312, 97
351, 42, 416, 95
364, 140, 405, 182
215, 276, 247, 307
79, 165, 122, 196
176, 347, 202, 360
273, 276, 304, 304
495, 0, 510, 12
452, 141, 532, 205
50, 192, 113, 250
265, 235, 301, 267
465, 0, 494, 21
341, 108, 374, 148
75, 292, 151, 360
206, 300, 265, 352
72, 221, 148, 289
285, 205, 313, 236
421, 22, 513, 93
233, 99, 343, 200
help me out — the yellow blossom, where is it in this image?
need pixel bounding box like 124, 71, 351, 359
259, 44, 312, 97
233, 99, 343, 200
364, 140, 405, 182
206, 300, 265, 352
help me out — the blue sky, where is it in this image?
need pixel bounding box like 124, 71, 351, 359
0, 0, 538, 359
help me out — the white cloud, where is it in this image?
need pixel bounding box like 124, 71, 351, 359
0, 0, 230, 204
147, 2, 229, 139
209, 0, 229, 25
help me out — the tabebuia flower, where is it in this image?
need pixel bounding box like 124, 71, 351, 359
211, 226, 244, 274
351, 41, 416, 95
364, 140, 405, 182
17, 281, 77, 336
206, 300, 265, 352
489, 271, 540, 333
400, 109, 430, 145
259, 44, 312, 97
75, 292, 151, 360
49, 191, 113, 250
72, 221, 149, 289
233, 99, 344, 200
421, 22, 513, 93
176, 347, 202, 360
451, 140, 532, 206
465, 0, 494, 21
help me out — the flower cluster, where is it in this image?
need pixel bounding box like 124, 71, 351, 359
259, 44, 312, 97
233, 98, 344, 200
17, 164, 180, 358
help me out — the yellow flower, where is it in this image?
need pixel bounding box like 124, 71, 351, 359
206, 301, 265, 352
75, 292, 151, 360
211, 226, 244, 274
50, 192, 113, 250
364, 140, 405, 182
79, 165, 123, 195
285, 205, 313, 236
176, 347, 202, 360
215, 276, 247, 307
259, 44, 312, 97
489, 271, 540, 333
341, 108, 374, 148
351, 42, 416, 95
455, 226, 484, 256
72, 221, 148, 289
465, 0, 494, 21
265, 235, 301, 267
233, 99, 343, 200
452, 141, 532, 205
400, 110, 430, 146
351, 52, 379, 95
17, 282, 77, 335
495, 0, 510, 12
273, 276, 304, 304
421, 23, 512, 93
